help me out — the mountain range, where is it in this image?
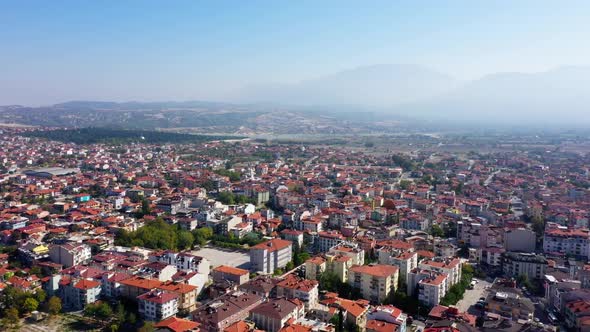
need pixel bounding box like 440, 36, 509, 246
2, 64, 590, 130
235, 64, 590, 125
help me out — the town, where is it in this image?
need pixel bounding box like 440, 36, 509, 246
1, 127, 590, 332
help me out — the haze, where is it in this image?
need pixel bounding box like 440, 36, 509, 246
1, 1, 590, 124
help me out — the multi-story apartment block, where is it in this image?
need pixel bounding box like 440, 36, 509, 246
276, 274, 319, 309
138, 290, 179, 322
49, 243, 92, 267
250, 238, 293, 274
348, 264, 399, 303
418, 258, 462, 288
502, 252, 548, 280
329, 243, 365, 266
316, 231, 345, 253
543, 227, 590, 259
377, 249, 417, 284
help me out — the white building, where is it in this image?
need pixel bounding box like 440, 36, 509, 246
49, 243, 91, 267
543, 227, 590, 259
250, 238, 293, 274
138, 290, 179, 322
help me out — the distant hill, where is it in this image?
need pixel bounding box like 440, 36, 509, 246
235, 64, 459, 107
22, 127, 241, 144
2, 65, 590, 130
400, 66, 590, 125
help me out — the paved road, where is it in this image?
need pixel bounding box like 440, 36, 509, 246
456, 278, 490, 313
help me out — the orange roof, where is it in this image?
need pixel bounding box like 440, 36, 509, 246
213, 265, 249, 276
119, 276, 163, 290
158, 281, 197, 294
279, 323, 313, 332
366, 319, 399, 332
251, 238, 292, 252
349, 264, 399, 278
155, 316, 200, 332
74, 279, 101, 290
224, 321, 251, 332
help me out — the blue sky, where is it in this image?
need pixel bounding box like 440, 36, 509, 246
1, 0, 589, 105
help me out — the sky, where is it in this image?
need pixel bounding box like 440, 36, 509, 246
1, 0, 590, 105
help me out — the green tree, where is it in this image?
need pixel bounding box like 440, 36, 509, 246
430, 224, 444, 237
34, 289, 46, 303
126, 312, 137, 325
192, 227, 213, 246
178, 230, 194, 250
23, 297, 39, 313
138, 321, 155, 332
2, 307, 20, 328
47, 296, 62, 315
141, 199, 151, 215
399, 180, 412, 190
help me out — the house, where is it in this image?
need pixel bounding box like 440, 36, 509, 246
138, 290, 179, 322
250, 239, 293, 274
348, 265, 399, 303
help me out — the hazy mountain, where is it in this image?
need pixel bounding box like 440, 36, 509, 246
402, 66, 590, 125
235, 64, 459, 107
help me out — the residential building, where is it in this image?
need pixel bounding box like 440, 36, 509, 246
138, 290, 179, 322
249, 298, 304, 332
276, 274, 319, 309
49, 243, 91, 267
250, 238, 293, 274
367, 305, 407, 332
192, 291, 263, 332
502, 252, 547, 280
543, 227, 590, 259
348, 264, 399, 303
212, 265, 250, 285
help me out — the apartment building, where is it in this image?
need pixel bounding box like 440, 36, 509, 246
49, 243, 91, 267
250, 298, 304, 332
329, 243, 365, 266
250, 238, 293, 274
377, 249, 418, 283
502, 252, 548, 280
276, 274, 319, 309
348, 264, 399, 303
138, 290, 179, 322
419, 258, 462, 288
543, 227, 590, 259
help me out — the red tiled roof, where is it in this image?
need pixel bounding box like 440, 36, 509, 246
154, 316, 200, 332
350, 264, 399, 278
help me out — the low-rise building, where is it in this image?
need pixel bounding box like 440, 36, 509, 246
212, 265, 250, 285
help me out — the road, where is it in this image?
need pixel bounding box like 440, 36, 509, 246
456, 278, 490, 313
